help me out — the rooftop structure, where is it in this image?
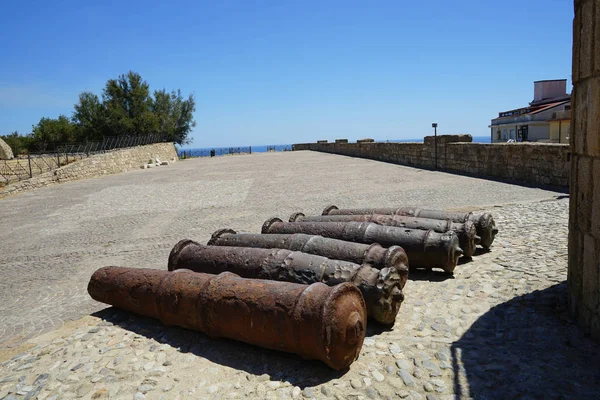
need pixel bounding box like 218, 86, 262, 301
490, 79, 571, 143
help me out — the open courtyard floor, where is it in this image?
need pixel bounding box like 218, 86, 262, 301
1, 151, 599, 399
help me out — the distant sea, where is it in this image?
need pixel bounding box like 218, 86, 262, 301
178, 144, 292, 156
178, 136, 491, 156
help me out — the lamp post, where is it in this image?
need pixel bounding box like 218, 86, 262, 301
432, 123, 438, 170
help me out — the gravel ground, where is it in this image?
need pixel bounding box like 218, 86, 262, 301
2, 151, 598, 399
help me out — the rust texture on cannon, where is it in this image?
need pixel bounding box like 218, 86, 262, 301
262, 218, 462, 274
290, 212, 479, 258
88, 267, 366, 370
207, 228, 409, 288
169, 239, 404, 325
322, 205, 498, 249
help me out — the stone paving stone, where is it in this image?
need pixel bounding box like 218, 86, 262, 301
0, 152, 564, 350
1, 152, 599, 399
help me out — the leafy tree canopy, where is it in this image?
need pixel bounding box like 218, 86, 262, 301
152, 88, 196, 145
6, 71, 196, 151
101, 72, 159, 137
73, 91, 106, 141
32, 115, 77, 150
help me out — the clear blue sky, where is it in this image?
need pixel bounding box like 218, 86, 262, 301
0, 0, 573, 147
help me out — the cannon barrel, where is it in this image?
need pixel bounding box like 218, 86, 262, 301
88, 267, 366, 370
262, 218, 462, 274
207, 229, 409, 288
322, 205, 498, 249
169, 239, 404, 325
290, 212, 479, 258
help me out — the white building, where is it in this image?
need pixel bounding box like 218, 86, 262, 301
490, 79, 571, 143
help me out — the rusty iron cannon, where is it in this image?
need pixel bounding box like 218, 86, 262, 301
207, 229, 409, 287
88, 267, 366, 370
322, 205, 498, 249
262, 218, 462, 274
289, 212, 479, 258
168, 239, 404, 325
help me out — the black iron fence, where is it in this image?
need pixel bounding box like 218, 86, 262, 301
1, 134, 169, 185
38, 133, 168, 154
265, 145, 292, 152
179, 144, 293, 158
180, 146, 252, 158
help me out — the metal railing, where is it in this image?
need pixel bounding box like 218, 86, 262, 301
179, 144, 293, 158
180, 146, 252, 158
1, 134, 169, 186
265, 145, 292, 152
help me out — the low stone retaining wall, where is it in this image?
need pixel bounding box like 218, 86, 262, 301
1, 142, 177, 197
293, 135, 569, 188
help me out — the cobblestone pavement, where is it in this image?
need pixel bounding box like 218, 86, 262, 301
2, 151, 599, 399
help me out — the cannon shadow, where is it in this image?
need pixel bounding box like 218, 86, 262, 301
408, 269, 455, 282
407, 247, 492, 282
93, 307, 345, 388
451, 282, 600, 399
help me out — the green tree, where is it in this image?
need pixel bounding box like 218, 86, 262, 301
27, 71, 196, 147
102, 71, 158, 136
152, 89, 196, 145
31, 115, 77, 150
73, 91, 107, 141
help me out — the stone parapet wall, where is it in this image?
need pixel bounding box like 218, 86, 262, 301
293, 136, 569, 188
0, 142, 177, 197
568, 0, 600, 340
441, 143, 569, 187
294, 141, 432, 167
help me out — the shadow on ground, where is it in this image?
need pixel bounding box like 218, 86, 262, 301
409, 269, 455, 282
452, 282, 600, 399
472, 248, 491, 257
408, 250, 492, 282
93, 308, 345, 388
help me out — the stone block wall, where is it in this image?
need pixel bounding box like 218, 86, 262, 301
293, 136, 569, 188
294, 141, 434, 168
568, 0, 600, 340
441, 143, 569, 187
0, 142, 177, 197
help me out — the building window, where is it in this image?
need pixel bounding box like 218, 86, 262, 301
510, 129, 515, 140
497, 131, 501, 141
502, 130, 508, 141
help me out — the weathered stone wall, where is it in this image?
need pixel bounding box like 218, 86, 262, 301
568, 0, 600, 340
0, 137, 14, 160
294, 135, 569, 188
293, 141, 433, 167
441, 143, 569, 187
0, 142, 177, 197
